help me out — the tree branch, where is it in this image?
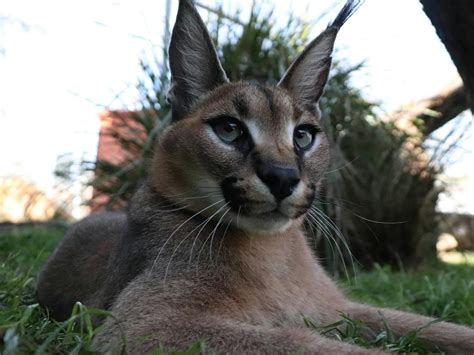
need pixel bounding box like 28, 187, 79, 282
419, 84, 469, 135
391, 82, 469, 137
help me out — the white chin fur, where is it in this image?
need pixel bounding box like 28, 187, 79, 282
234, 214, 292, 235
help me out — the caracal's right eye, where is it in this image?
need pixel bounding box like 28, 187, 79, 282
210, 116, 245, 144
294, 124, 320, 152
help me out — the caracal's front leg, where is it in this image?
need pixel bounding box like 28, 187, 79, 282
346, 302, 474, 354
94, 314, 383, 354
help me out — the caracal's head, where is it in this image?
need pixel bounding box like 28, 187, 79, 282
151, 0, 361, 234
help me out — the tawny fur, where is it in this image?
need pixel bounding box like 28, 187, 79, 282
37, 0, 474, 353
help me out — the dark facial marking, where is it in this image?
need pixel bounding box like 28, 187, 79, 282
221, 176, 246, 211
292, 102, 303, 120
254, 84, 275, 116
232, 94, 249, 117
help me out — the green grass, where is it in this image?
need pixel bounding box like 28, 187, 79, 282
0, 224, 102, 354
1, 225, 473, 353
343, 263, 474, 327
338, 262, 474, 352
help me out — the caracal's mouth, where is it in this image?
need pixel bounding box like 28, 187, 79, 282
231, 206, 293, 234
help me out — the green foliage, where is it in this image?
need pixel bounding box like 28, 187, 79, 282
215, 4, 311, 82
314, 65, 443, 271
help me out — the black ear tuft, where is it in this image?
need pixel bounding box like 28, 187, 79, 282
330, 0, 364, 30
278, 0, 363, 109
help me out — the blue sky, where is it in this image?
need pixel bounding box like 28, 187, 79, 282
0, 0, 472, 215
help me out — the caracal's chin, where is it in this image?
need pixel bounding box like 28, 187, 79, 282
234, 211, 293, 235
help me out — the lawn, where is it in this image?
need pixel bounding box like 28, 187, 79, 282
1, 224, 473, 354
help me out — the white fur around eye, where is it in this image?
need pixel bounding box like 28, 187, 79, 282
304, 133, 322, 155
245, 120, 262, 145
286, 122, 295, 145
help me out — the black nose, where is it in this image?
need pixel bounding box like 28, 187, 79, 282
256, 163, 300, 201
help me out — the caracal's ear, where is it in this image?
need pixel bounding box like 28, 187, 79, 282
278, 0, 363, 111
168, 0, 229, 121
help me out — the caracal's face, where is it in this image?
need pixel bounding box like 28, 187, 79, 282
153, 82, 329, 234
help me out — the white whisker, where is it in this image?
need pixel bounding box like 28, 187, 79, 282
150, 198, 225, 274
236, 206, 242, 228
305, 210, 342, 277
163, 212, 220, 281
209, 206, 232, 263
216, 215, 233, 264
195, 203, 230, 273
309, 206, 358, 281
187, 202, 228, 270
155, 205, 191, 213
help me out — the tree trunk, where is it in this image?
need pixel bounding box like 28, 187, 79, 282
420, 0, 474, 112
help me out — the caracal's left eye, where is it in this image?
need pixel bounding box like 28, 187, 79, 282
211, 117, 245, 144
294, 125, 317, 150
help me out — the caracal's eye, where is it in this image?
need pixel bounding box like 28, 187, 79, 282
294, 125, 317, 151
212, 117, 244, 143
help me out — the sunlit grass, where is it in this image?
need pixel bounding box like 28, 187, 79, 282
438, 251, 474, 265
